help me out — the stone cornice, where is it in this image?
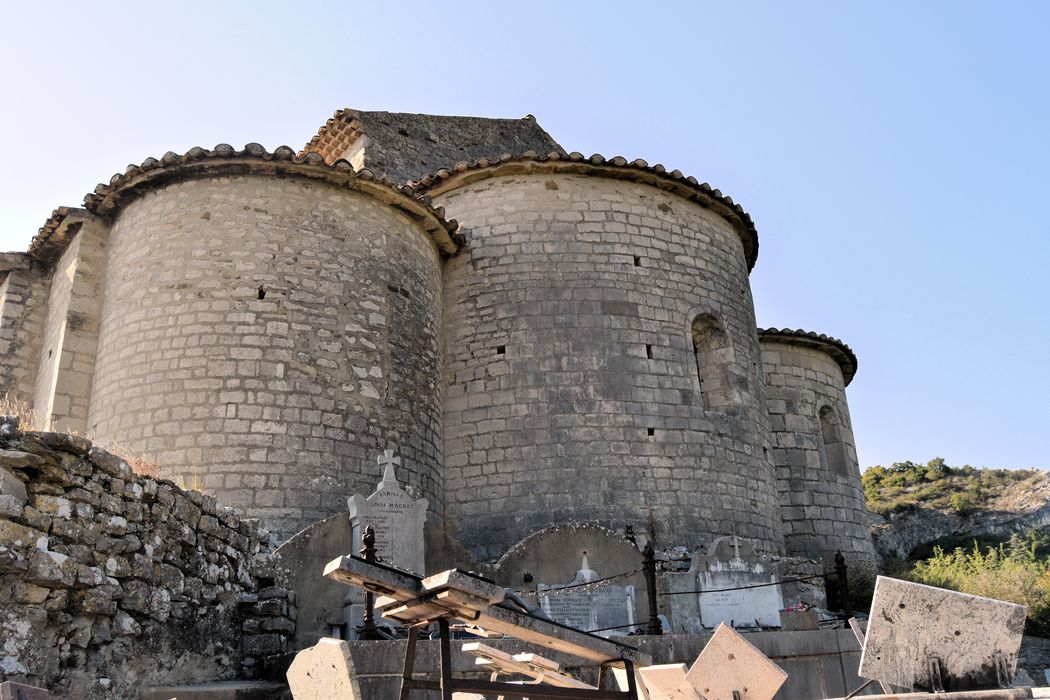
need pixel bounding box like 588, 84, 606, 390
410, 151, 759, 272
758, 327, 858, 386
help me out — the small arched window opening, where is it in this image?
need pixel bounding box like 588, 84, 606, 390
691, 313, 736, 410
819, 404, 849, 475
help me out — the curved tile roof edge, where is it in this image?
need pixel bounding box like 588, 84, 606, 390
28, 144, 461, 261
757, 327, 858, 386
409, 150, 759, 272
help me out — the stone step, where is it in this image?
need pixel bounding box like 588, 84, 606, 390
140, 680, 289, 700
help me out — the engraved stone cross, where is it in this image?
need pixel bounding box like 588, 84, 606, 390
731, 535, 741, 561
377, 449, 400, 486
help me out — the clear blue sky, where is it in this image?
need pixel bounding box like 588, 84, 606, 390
1, 2, 1047, 471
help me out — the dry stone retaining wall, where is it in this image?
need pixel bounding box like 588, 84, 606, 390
0, 419, 293, 698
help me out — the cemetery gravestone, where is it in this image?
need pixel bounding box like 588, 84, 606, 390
347, 449, 428, 575
697, 536, 783, 629
684, 622, 788, 700
859, 576, 1027, 692
344, 449, 428, 636
537, 554, 638, 638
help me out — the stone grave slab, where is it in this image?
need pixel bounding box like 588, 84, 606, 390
684, 622, 788, 700
638, 663, 698, 699
537, 554, 638, 638
698, 536, 783, 629
859, 576, 1027, 691
286, 637, 363, 700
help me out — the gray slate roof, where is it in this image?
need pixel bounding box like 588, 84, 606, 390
303, 109, 565, 184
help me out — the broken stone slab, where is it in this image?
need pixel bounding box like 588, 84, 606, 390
638, 663, 698, 699
286, 637, 363, 699
860, 576, 1027, 692
683, 622, 788, 700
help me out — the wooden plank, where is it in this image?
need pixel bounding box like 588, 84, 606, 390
513, 652, 561, 672
475, 603, 651, 665
423, 569, 507, 604
463, 643, 594, 689
324, 555, 423, 597
325, 556, 650, 665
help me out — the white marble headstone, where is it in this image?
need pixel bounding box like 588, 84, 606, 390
537, 554, 638, 638
698, 536, 783, 629
347, 449, 428, 575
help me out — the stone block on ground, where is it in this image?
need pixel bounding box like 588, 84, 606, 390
286, 637, 362, 700
638, 663, 697, 699
684, 623, 788, 700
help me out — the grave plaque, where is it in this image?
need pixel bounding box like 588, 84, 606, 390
697, 536, 783, 629
347, 449, 427, 575
537, 554, 638, 638
859, 576, 1027, 691
684, 622, 788, 700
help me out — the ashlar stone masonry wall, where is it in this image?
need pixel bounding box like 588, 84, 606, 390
86, 174, 445, 540
0, 421, 294, 698
0, 253, 48, 407
760, 340, 877, 563
436, 171, 783, 560
30, 218, 106, 435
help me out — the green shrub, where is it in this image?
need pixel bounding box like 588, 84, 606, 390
904, 532, 1050, 636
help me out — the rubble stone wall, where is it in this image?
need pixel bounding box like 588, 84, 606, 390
760, 340, 877, 563
437, 172, 783, 560
0, 422, 293, 698
86, 174, 445, 540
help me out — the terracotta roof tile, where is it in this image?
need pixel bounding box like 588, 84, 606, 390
410, 151, 760, 271
26, 144, 461, 262
757, 327, 859, 385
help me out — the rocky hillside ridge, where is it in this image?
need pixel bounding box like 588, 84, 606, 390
864, 459, 1050, 560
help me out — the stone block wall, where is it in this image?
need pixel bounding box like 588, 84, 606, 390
85, 174, 445, 540
0, 420, 293, 698
436, 172, 783, 560
760, 340, 877, 563
30, 218, 105, 434
0, 253, 47, 407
